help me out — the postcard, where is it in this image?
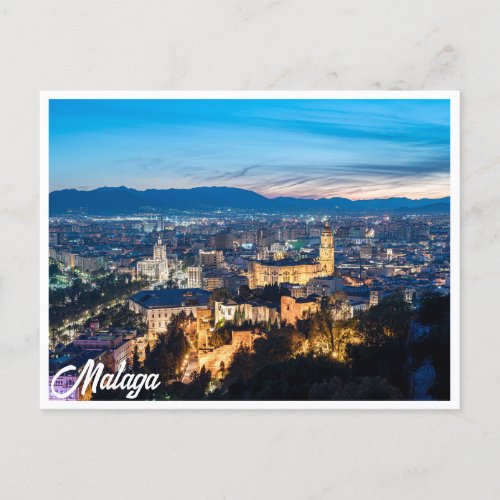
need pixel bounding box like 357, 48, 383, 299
41, 91, 459, 409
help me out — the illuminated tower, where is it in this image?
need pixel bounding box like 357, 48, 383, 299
319, 222, 334, 276
153, 238, 167, 261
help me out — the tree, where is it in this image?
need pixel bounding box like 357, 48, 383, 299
238, 285, 252, 300
260, 284, 281, 305
308, 305, 335, 355
221, 355, 349, 401
49, 327, 61, 350
132, 345, 141, 372
308, 376, 402, 401
412, 293, 450, 400
332, 318, 360, 362
49, 262, 60, 277
208, 287, 232, 308
346, 293, 412, 396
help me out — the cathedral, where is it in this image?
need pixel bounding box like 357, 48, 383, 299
248, 223, 334, 288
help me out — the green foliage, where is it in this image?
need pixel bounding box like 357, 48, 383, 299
308, 304, 335, 355
221, 329, 305, 391
309, 376, 402, 400
49, 273, 148, 329
359, 292, 412, 344
86, 302, 147, 335
223, 355, 350, 400
210, 324, 232, 348
132, 345, 141, 372
91, 290, 449, 402
143, 314, 189, 384
345, 293, 413, 396
238, 285, 252, 300
208, 287, 232, 307
419, 292, 450, 326
49, 262, 60, 277
412, 293, 450, 400
166, 366, 212, 400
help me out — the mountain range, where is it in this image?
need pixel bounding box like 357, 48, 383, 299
49, 186, 450, 215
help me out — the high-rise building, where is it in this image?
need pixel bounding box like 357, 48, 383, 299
199, 250, 224, 267
137, 238, 168, 282
143, 221, 156, 233
137, 259, 168, 281
187, 266, 202, 288
214, 231, 233, 250
153, 238, 167, 261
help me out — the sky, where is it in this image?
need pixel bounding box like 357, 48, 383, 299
49, 98, 450, 200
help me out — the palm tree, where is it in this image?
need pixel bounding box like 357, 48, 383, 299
49, 328, 61, 350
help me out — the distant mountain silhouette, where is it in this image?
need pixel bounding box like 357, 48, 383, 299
49, 186, 450, 215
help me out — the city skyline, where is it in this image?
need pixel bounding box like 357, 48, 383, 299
49, 98, 450, 200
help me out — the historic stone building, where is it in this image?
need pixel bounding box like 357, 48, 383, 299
248, 223, 334, 288
128, 288, 210, 343
280, 295, 322, 326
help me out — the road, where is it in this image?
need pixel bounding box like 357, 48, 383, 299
181, 335, 199, 384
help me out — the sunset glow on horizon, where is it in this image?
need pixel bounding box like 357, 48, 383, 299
50, 98, 450, 200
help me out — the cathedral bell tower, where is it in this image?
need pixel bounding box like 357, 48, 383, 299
319, 222, 334, 276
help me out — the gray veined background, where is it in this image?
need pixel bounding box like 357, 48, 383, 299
0, 1, 499, 498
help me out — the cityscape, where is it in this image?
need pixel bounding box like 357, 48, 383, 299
47, 98, 451, 402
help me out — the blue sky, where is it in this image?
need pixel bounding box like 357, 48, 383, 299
49, 98, 450, 199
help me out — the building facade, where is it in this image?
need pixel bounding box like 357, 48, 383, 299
248, 224, 334, 288
199, 250, 224, 267
136, 238, 168, 282
187, 265, 202, 288
129, 288, 211, 342
318, 223, 335, 275
280, 295, 321, 326
214, 299, 279, 325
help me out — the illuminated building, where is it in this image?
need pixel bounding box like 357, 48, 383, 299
248, 224, 335, 288
198, 329, 263, 379
202, 275, 225, 291
73, 330, 135, 372
199, 250, 224, 267
129, 288, 210, 342
280, 295, 321, 326
187, 266, 202, 288
196, 308, 212, 350
153, 238, 167, 260
74, 254, 106, 272
232, 330, 254, 350
318, 223, 335, 275
137, 259, 168, 281
369, 288, 383, 307
214, 298, 240, 323
214, 299, 279, 325
307, 276, 344, 296
136, 238, 168, 282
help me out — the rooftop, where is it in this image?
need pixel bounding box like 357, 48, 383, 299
257, 258, 318, 267
130, 288, 210, 309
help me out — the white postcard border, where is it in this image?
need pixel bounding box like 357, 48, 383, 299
40, 90, 460, 410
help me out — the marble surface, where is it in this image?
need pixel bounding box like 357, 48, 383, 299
1, 0, 499, 498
